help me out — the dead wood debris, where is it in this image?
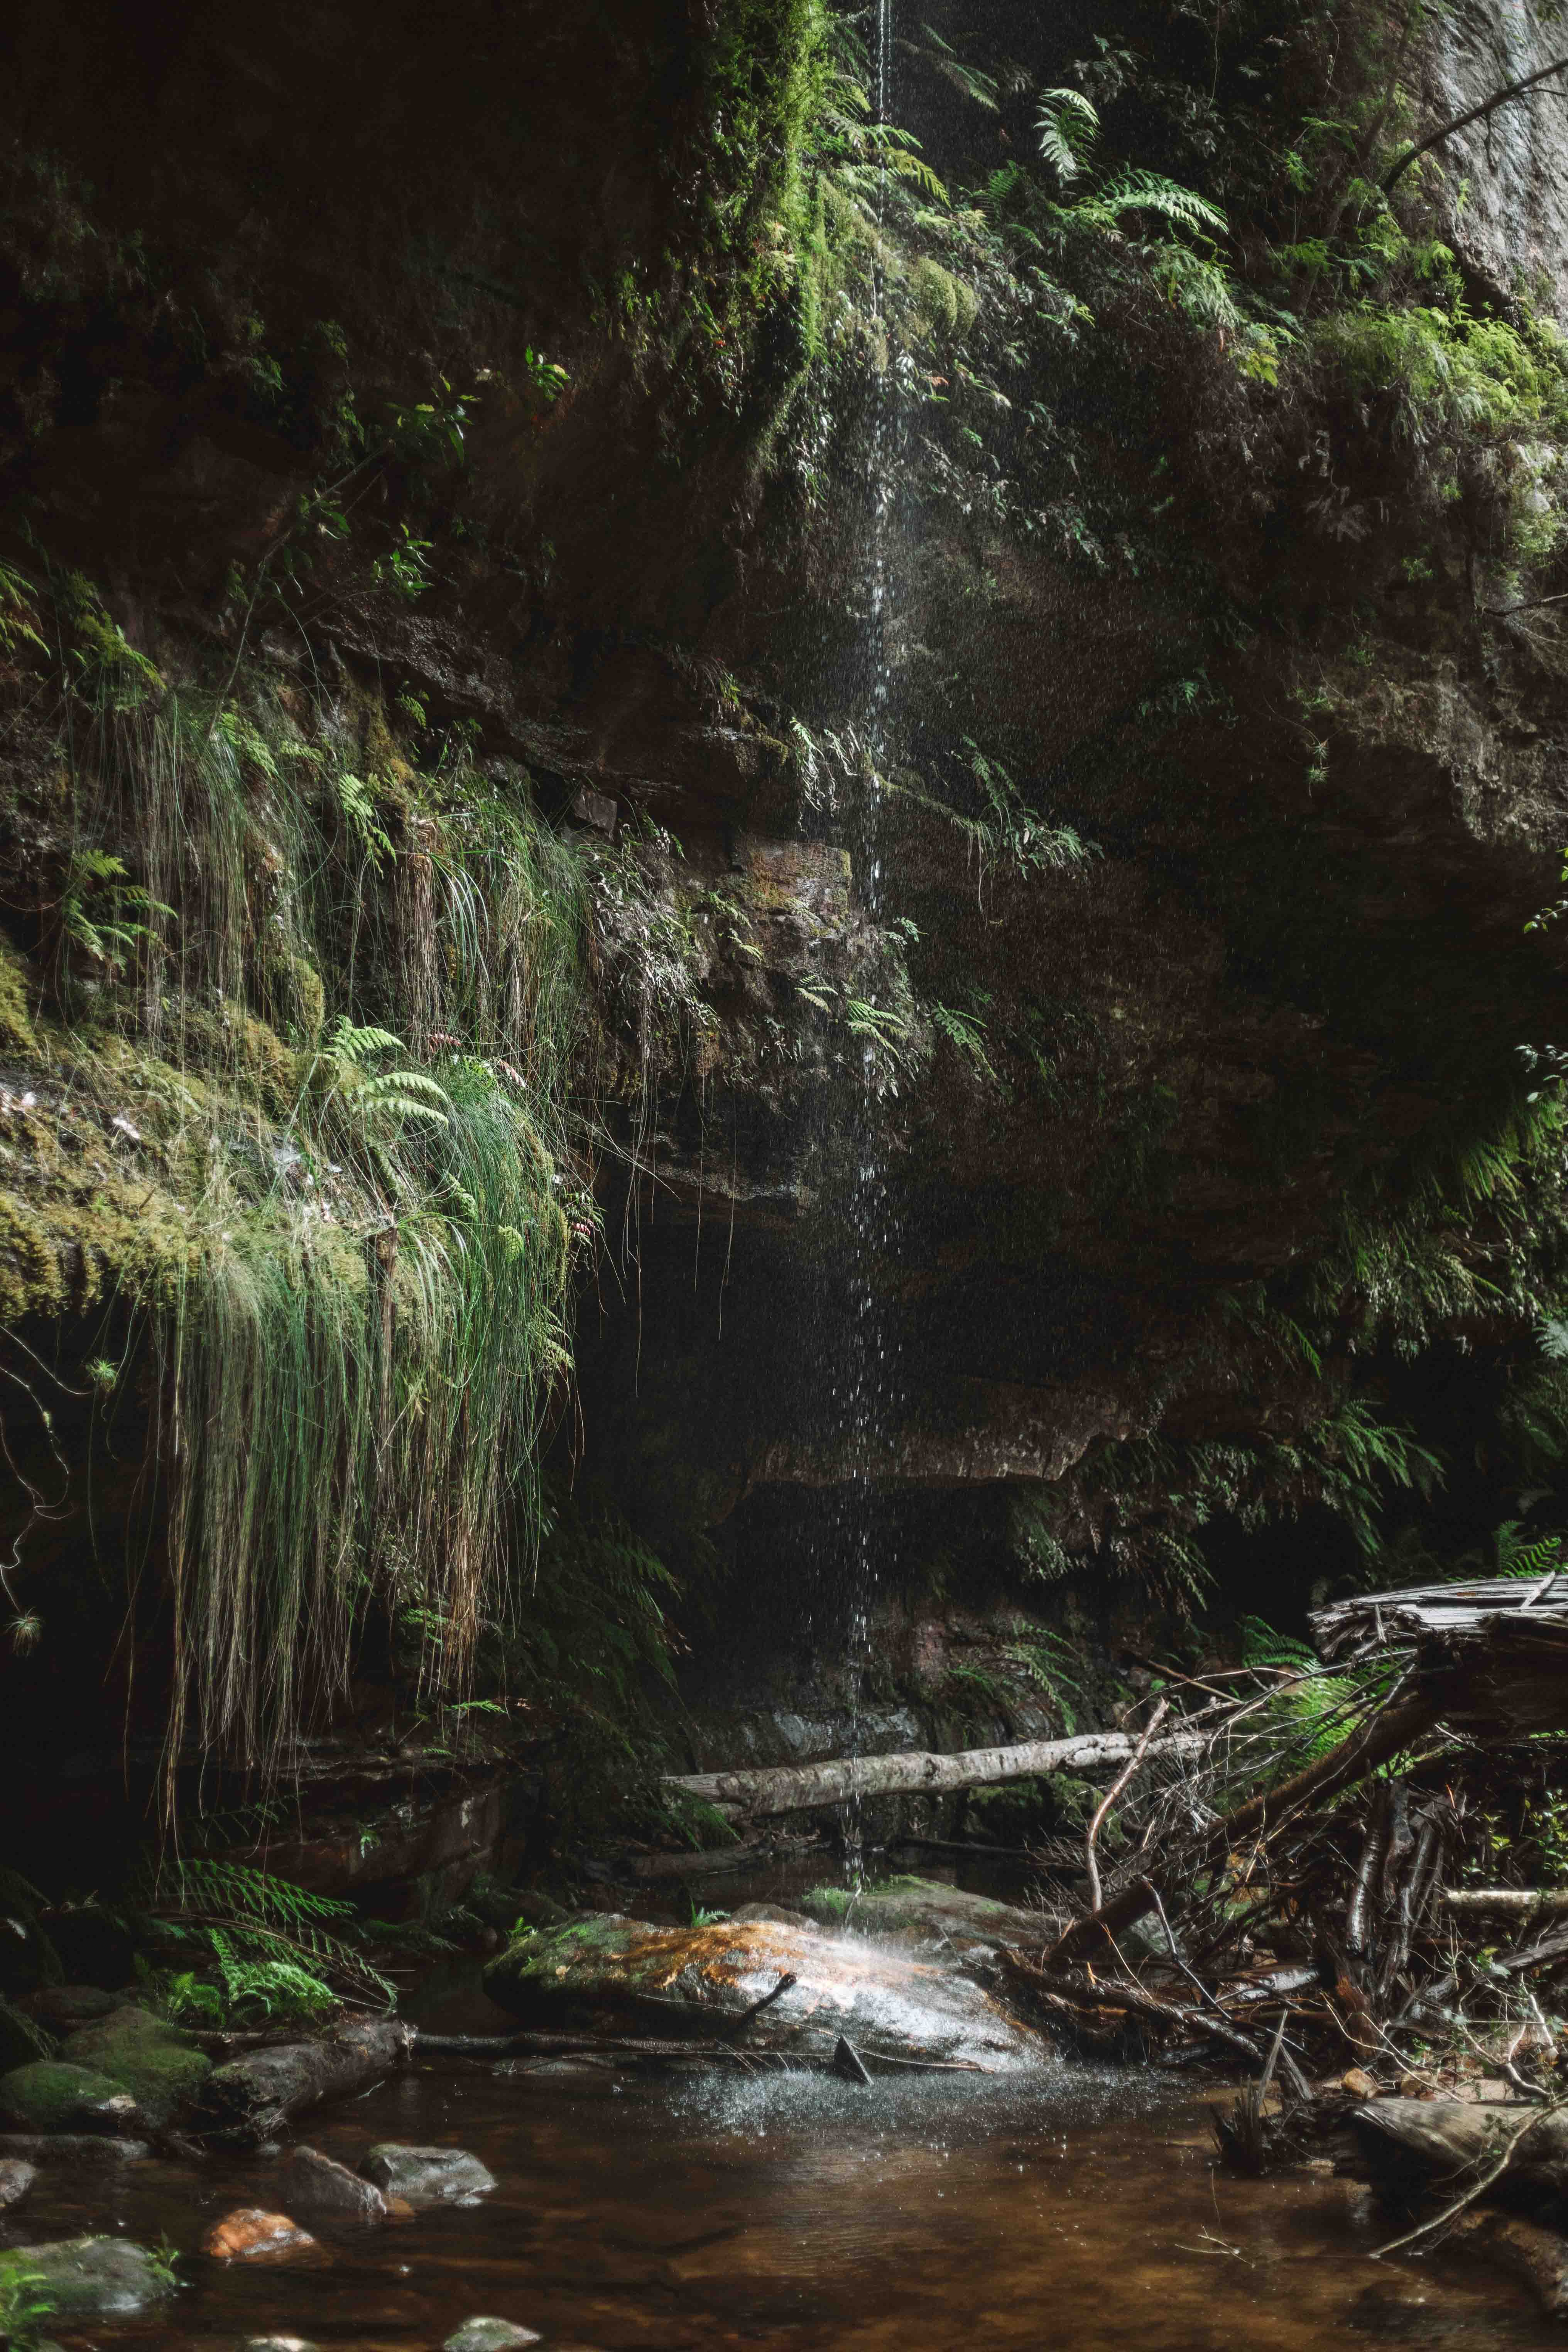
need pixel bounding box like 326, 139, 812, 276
987, 1579, 1568, 2312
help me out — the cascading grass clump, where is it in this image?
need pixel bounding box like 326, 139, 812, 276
0, 562, 603, 1787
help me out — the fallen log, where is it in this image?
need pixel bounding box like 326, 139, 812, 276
1046, 1690, 1437, 1967
1310, 1578, 1568, 1735
1352, 2097, 1568, 2198
664, 1729, 1207, 1822
1444, 1888, 1568, 1916
198, 2017, 415, 2146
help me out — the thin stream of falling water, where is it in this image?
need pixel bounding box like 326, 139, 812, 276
840, 0, 902, 1885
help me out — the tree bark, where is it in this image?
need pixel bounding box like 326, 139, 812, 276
199, 2017, 414, 2145
664, 1729, 1206, 1822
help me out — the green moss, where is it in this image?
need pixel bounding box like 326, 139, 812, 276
66, 2007, 210, 2126
0, 2059, 128, 2130
0, 941, 37, 1056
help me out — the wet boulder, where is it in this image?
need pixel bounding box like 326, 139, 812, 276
203, 2208, 319, 2261
482, 1914, 1043, 2069
0, 2156, 35, 2210
444, 2322, 543, 2352
362, 2143, 496, 2203
279, 2143, 389, 2225
65, 2005, 210, 2125
798, 1876, 1053, 1952
0, 2235, 174, 2320
0, 2060, 134, 2133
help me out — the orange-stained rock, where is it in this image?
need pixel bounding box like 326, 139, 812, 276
202, 2207, 318, 2261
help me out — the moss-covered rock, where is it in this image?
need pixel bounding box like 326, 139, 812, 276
64, 2006, 210, 2126
0, 2060, 132, 2131
0, 2233, 173, 2318
798, 1875, 1051, 1948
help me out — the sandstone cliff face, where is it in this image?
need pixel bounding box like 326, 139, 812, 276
1426, 0, 1568, 312
0, 0, 1567, 1857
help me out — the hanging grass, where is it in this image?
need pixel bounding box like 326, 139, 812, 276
19, 565, 608, 1791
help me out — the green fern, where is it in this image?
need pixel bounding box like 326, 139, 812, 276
1036, 87, 1099, 185
139, 1859, 394, 2012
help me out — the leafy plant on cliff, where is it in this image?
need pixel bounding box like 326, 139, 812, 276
6, 569, 598, 1788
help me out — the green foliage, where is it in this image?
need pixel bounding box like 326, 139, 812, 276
1235, 1617, 1370, 1769
15, 569, 600, 1784
0, 2261, 56, 2352
930, 1000, 997, 1082
137, 1859, 394, 2016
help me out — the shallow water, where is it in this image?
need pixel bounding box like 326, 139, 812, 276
10, 2038, 1567, 2351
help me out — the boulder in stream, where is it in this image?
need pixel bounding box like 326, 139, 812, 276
362, 2142, 497, 2203
798, 1875, 1053, 1952
0, 2060, 135, 2133
0, 2235, 174, 2320
444, 2321, 544, 2352
203, 2207, 320, 2261
63, 2004, 211, 2124
482, 1913, 1043, 2068
279, 2143, 390, 2224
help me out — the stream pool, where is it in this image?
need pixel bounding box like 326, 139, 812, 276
11, 2040, 1568, 2350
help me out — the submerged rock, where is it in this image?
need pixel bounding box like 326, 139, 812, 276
203, 2207, 319, 2261
362, 2143, 497, 2203
0, 2235, 174, 2318
0, 2060, 134, 2132
65, 2005, 211, 2124
483, 1914, 1043, 2068
444, 2321, 543, 2352
798, 1875, 1053, 1951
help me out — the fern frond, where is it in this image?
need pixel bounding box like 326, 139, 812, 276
1080, 170, 1228, 240
1036, 88, 1099, 185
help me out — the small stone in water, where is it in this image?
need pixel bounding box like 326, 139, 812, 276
361, 2142, 497, 2203
203, 2207, 319, 2261
444, 2320, 543, 2352
0, 2156, 35, 2210
240, 2339, 321, 2352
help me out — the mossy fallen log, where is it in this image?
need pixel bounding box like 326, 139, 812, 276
198, 2016, 414, 2146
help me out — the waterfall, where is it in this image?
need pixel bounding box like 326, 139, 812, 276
835, 0, 904, 1886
